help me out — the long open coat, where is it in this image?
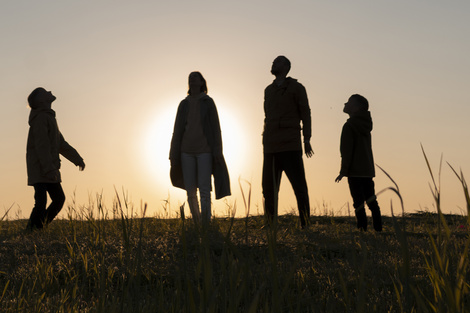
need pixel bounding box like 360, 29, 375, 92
169, 94, 231, 199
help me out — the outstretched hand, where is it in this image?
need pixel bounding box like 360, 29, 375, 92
78, 160, 86, 171
335, 174, 344, 183
304, 142, 314, 158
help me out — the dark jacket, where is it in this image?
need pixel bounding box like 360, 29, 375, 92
26, 108, 83, 185
339, 111, 375, 177
263, 77, 311, 153
169, 95, 231, 199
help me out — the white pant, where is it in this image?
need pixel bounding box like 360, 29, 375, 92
181, 152, 212, 224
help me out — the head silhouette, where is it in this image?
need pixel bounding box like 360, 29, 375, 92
28, 87, 56, 109
271, 56, 291, 77
187, 71, 208, 95
344, 94, 369, 115
349, 94, 369, 111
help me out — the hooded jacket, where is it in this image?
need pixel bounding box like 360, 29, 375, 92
339, 110, 375, 177
263, 77, 311, 153
169, 94, 231, 199
26, 108, 83, 185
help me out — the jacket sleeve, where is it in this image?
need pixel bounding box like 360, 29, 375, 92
339, 123, 354, 176
59, 132, 83, 165
208, 99, 223, 156
32, 115, 56, 174
296, 83, 311, 142
263, 86, 269, 116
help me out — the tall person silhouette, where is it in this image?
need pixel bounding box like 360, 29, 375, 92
26, 87, 85, 230
169, 72, 230, 226
262, 56, 313, 228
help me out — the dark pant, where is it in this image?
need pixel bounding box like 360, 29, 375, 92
28, 183, 66, 229
348, 177, 382, 231
262, 151, 310, 227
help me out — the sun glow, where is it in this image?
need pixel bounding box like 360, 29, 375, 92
140, 105, 175, 189
217, 102, 248, 180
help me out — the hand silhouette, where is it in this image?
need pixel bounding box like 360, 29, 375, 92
304, 142, 314, 158
78, 160, 86, 171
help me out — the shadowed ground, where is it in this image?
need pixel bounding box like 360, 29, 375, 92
0, 213, 468, 312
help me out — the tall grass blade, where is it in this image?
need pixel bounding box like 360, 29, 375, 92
1, 203, 13, 222
239, 177, 252, 244
421, 143, 439, 192
447, 162, 470, 220
390, 200, 412, 311
0, 280, 9, 303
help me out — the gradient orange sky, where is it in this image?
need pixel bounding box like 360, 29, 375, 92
1, 1, 469, 219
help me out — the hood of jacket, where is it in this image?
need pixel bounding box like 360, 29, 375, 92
29, 108, 55, 126
183, 93, 210, 102
346, 111, 373, 135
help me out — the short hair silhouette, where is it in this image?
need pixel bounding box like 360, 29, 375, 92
277, 55, 291, 73
28, 87, 46, 109
187, 71, 208, 95
350, 94, 369, 111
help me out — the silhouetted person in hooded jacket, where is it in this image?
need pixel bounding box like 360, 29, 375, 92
335, 94, 382, 232
26, 87, 85, 230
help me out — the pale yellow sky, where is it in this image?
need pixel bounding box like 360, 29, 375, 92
1, 0, 469, 219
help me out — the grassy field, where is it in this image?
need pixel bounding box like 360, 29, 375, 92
0, 158, 469, 312
0, 208, 468, 312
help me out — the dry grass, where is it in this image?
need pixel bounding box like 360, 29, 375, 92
0, 211, 468, 312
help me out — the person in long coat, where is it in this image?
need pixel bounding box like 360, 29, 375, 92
169, 72, 230, 225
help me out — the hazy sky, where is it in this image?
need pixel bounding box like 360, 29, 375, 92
1, 0, 469, 219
